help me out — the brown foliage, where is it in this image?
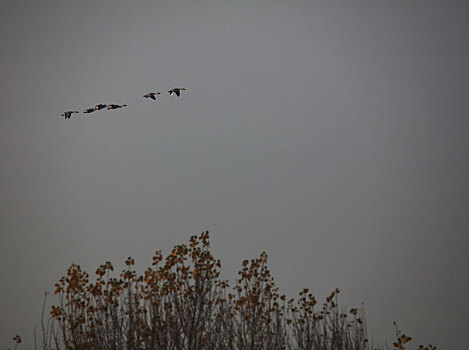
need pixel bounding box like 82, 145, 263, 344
33, 232, 435, 350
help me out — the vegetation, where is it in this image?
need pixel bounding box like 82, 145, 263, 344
10, 231, 437, 349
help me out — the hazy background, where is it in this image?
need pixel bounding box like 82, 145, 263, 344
1, 1, 468, 348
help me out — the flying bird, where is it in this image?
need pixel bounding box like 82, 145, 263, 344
143, 92, 161, 100
107, 104, 127, 110
94, 104, 107, 110
83, 108, 96, 114
61, 111, 79, 119
168, 88, 186, 97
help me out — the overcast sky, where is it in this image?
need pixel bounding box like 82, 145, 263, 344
1, 1, 468, 348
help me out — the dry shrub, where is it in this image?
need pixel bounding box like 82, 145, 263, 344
35, 232, 434, 350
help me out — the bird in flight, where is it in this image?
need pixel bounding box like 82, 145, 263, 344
168, 88, 186, 97
61, 111, 79, 119
143, 92, 161, 100
107, 104, 127, 110
61, 86, 188, 120
94, 104, 107, 111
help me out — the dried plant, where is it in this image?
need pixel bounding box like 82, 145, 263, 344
12, 231, 434, 350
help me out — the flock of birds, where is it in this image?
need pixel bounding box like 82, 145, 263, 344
61, 88, 186, 119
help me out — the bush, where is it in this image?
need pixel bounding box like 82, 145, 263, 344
29, 231, 434, 350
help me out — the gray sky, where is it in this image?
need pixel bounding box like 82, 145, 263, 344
1, 1, 468, 348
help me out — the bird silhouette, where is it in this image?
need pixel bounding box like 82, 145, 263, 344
94, 104, 107, 110
107, 104, 127, 110
143, 92, 161, 100
61, 111, 79, 119
168, 88, 186, 97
